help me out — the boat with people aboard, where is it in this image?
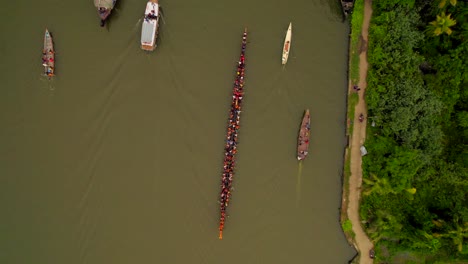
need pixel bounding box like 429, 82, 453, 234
282, 22, 292, 65
42, 29, 55, 78
218, 28, 247, 240
297, 109, 310, 161
94, 0, 117, 27
141, 0, 161, 51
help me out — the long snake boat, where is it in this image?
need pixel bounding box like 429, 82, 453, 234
218, 28, 247, 240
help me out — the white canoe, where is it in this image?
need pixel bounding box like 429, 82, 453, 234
282, 22, 292, 65
141, 0, 160, 51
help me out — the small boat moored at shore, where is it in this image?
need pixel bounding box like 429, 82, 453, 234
42, 29, 55, 77
282, 22, 292, 65
141, 0, 160, 51
94, 0, 117, 27
341, 0, 354, 17
297, 109, 310, 161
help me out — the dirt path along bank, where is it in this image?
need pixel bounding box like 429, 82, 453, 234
346, 0, 374, 263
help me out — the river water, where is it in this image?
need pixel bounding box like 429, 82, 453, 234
0, 0, 355, 263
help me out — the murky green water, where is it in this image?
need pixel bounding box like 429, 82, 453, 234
0, 0, 355, 263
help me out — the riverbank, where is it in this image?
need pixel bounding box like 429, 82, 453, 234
340, 0, 374, 263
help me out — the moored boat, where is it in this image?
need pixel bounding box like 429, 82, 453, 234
141, 0, 160, 51
341, 0, 354, 17
42, 29, 55, 77
282, 22, 292, 65
94, 0, 117, 27
297, 109, 310, 161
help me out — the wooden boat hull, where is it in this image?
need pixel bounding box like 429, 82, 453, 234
341, 0, 354, 17
297, 109, 310, 160
282, 22, 292, 65
94, 0, 117, 26
141, 0, 160, 51
42, 29, 55, 77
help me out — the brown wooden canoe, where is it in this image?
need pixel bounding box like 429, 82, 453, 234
42, 29, 55, 77
297, 109, 310, 160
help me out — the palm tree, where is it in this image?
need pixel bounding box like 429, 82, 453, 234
439, 0, 457, 9
363, 173, 396, 196
447, 224, 468, 252
414, 230, 442, 252
433, 218, 468, 252
363, 174, 417, 198
367, 210, 403, 243
428, 12, 457, 36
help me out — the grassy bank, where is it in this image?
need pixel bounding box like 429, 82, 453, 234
341, 148, 355, 245
349, 0, 364, 84
347, 92, 359, 136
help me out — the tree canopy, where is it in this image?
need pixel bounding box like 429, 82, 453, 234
360, 0, 468, 261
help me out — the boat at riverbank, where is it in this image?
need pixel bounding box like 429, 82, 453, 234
94, 0, 117, 27
340, 0, 354, 17
141, 0, 160, 51
297, 109, 310, 160
282, 22, 292, 65
42, 29, 55, 77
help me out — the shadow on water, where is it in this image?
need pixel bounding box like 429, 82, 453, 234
100, 0, 123, 31
321, 0, 348, 22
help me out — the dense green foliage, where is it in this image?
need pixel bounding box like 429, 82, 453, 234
361, 0, 468, 261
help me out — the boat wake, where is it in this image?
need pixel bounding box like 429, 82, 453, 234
159, 7, 166, 24
47, 83, 56, 93
134, 18, 142, 30
296, 161, 303, 207
40, 75, 56, 92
